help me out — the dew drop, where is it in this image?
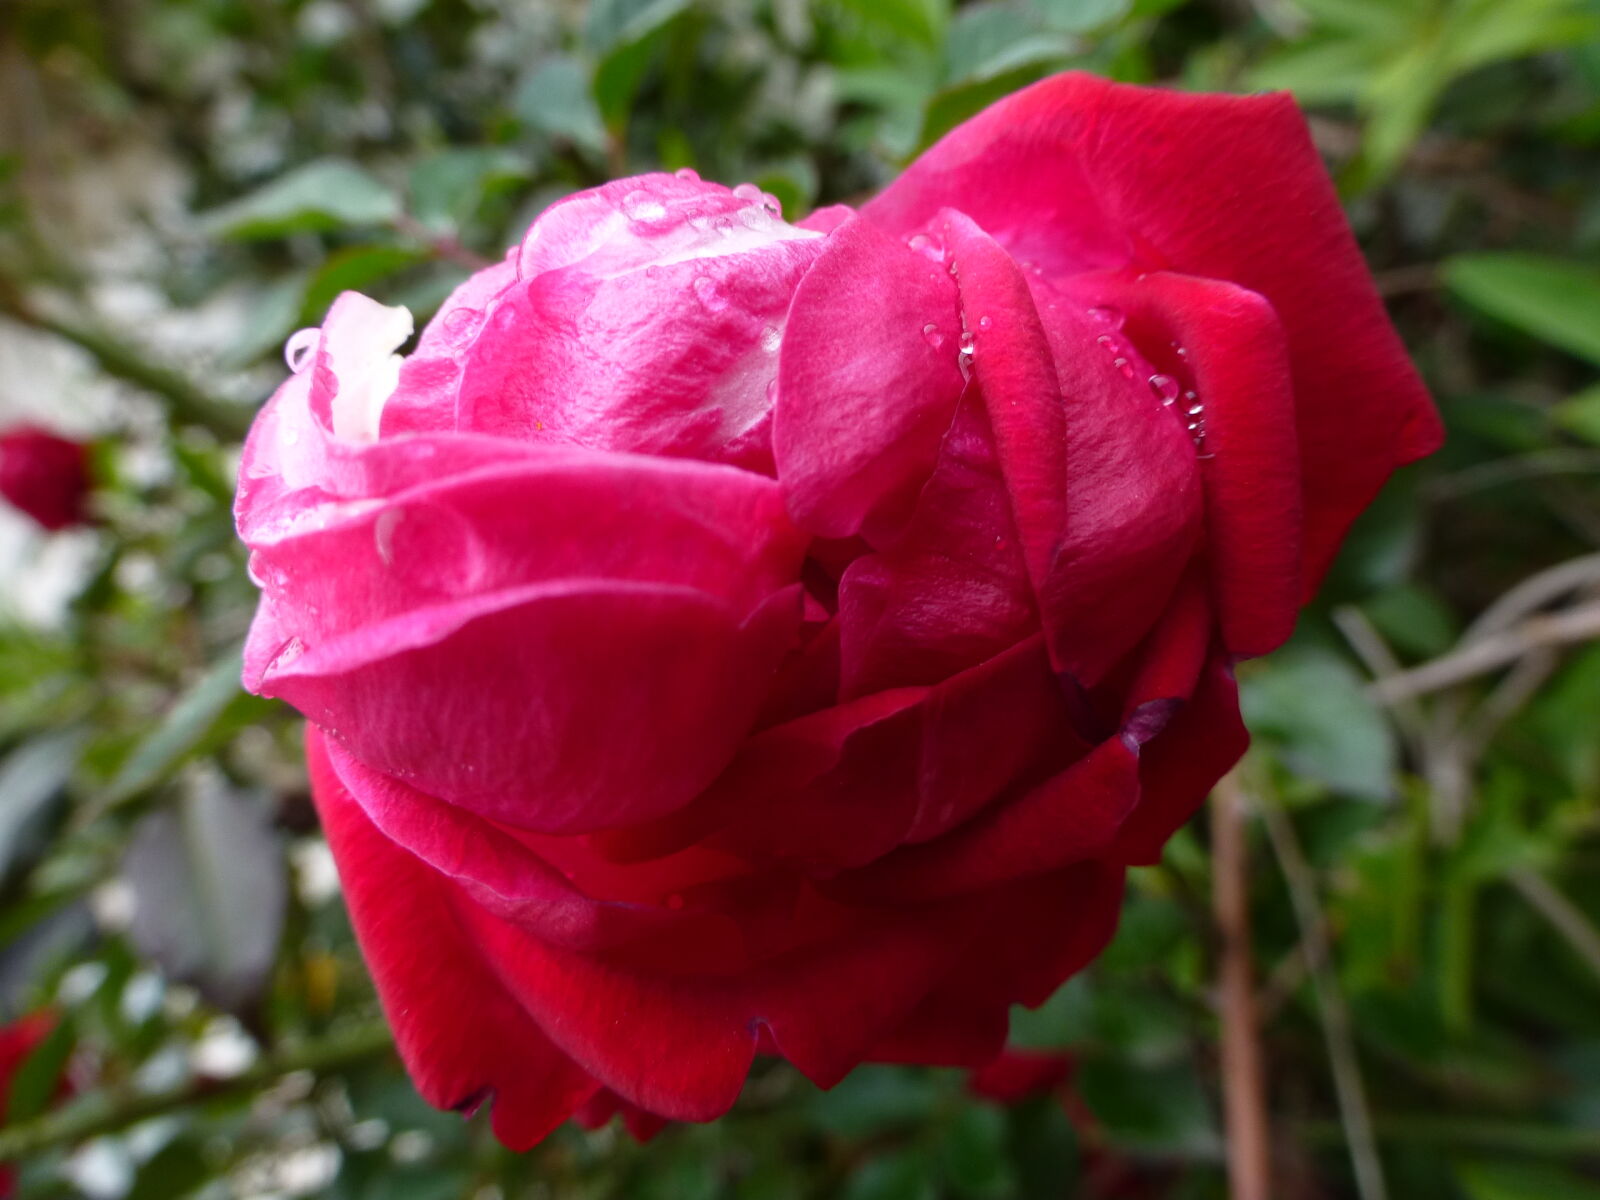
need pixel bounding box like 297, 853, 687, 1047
766, 378, 778, 404
977, 315, 992, 331
284, 328, 319, 373
732, 182, 763, 202
622, 190, 668, 224
374, 508, 403, 566
922, 322, 944, 350
1086, 306, 1124, 330
674, 167, 701, 181
957, 330, 976, 382
760, 325, 782, 353
1112, 356, 1135, 379
1188, 404, 1204, 416
1148, 374, 1180, 405
907, 233, 945, 264
1096, 334, 1118, 352
441, 306, 485, 341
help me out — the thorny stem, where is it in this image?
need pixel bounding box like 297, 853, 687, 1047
0, 1019, 394, 1161
1211, 772, 1273, 1200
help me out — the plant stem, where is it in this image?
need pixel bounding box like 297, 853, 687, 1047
0, 1019, 394, 1160
1212, 773, 1273, 1200
1254, 777, 1388, 1200
0, 289, 255, 441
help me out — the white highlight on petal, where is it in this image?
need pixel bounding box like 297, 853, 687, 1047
323, 295, 414, 443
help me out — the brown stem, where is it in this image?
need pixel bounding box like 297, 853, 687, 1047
1212, 773, 1272, 1200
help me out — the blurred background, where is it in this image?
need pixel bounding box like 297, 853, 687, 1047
0, 0, 1598, 1196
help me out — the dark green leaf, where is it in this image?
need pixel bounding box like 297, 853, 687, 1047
202, 159, 401, 240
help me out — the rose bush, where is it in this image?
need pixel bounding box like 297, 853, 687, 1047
235, 73, 1441, 1146
0, 426, 90, 532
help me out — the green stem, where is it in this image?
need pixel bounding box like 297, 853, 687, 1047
0, 289, 254, 441
0, 1019, 394, 1160
1299, 1116, 1600, 1158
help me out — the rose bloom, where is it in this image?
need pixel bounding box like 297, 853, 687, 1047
0, 426, 90, 532
236, 74, 1441, 1145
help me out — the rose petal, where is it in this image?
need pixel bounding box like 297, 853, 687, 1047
866, 72, 1442, 586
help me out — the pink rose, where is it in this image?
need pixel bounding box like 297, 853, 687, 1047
236, 73, 1441, 1146
0, 427, 90, 532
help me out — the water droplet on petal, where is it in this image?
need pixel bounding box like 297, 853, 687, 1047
1113, 357, 1135, 379
1096, 334, 1118, 353
692, 275, 728, 312
922, 322, 944, 350
674, 167, 701, 181
622, 189, 668, 224
1188, 403, 1204, 416
760, 325, 782, 353
977, 315, 992, 331
1086, 306, 1124, 329
1148, 374, 1180, 404
765, 378, 778, 403
284, 328, 319, 373
907, 233, 945, 264
441, 306, 485, 341
375, 508, 403, 566
732, 182, 763, 202
957, 330, 976, 382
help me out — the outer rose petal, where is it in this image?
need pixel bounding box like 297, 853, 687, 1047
457, 174, 825, 468
773, 215, 966, 540
865, 72, 1442, 586
307, 728, 601, 1148
1064, 269, 1303, 657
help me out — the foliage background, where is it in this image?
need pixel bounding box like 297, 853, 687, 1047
1, 0, 1599, 1196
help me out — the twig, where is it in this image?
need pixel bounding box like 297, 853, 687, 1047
0, 288, 254, 440
1371, 602, 1600, 703
1465, 553, 1600, 642
1297, 1115, 1600, 1157
0, 1019, 394, 1160
1211, 773, 1272, 1200
1508, 869, 1600, 986
1424, 450, 1600, 503
1253, 773, 1388, 1200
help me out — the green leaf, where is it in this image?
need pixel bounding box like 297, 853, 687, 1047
1032, 0, 1130, 34
940, 1103, 1014, 1199
1241, 649, 1397, 799
842, 1150, 938, 1200
1444, 253, 1600, 367
1457, 1161, 1600, 1200
5, 1015, 73, 1124
514, 59, 609, 155
302, 245, 430, 321
201, 159, 401, 240
122, 777, 287, 1011
944, 3, 1073, 85
584, 0, 692, 55
103, 645, 249, 809
0, 729, 85, 880
834, 0, 950, 47
1555, 381, 1600, 444
408, 147, 532, 234
222, 272, 312, 368
809, 1066, 943, 1137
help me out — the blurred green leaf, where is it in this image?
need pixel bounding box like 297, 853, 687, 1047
514, 59, 609, 156
122, 778, 287, 1011
103, 645, 250, 810
201, 159, 402, 240
1242, 650, 1398, 799
1457, 1161, 1600, 1200
302, 245, 429, 321
0, 729, 84, 881
941, 1103, 1014, 1199
5, 1015, 72, 1125
1555, 382, 1600, 445
1445, 254, 1600, 366
842, 1150, 939, 1200
409, 147, 533, 234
